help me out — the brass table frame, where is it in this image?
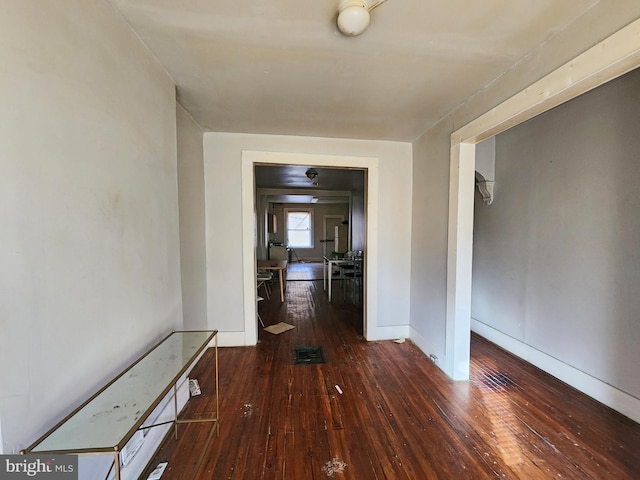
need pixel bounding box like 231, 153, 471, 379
21, 330, 219, 480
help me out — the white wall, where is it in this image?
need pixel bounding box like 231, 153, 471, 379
203, 133, 412, 343
410, 2, 640, 375
472, 68, 640, 418
177, 104, 207, 330
0, 0, 182, 455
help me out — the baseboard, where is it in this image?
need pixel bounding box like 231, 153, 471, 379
409, 326, 446, 372
471, 319, 640, 424
367, 324, 410, 341
219, 325, 413, 346
290, 257, 323, 263
217, 326, 412, 347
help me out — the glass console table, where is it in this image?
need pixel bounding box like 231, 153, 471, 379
22, 330, 219, 480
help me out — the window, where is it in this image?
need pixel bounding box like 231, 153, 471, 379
286, 209, 313, 248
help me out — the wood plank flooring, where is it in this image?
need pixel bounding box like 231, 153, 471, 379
144, 271, 640, 479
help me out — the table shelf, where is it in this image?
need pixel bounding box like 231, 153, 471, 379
22, 330, 219, 480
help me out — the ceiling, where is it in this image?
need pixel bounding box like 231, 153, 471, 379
111, 0, 600, 143
255, 165, 364, 189
255, 165, 364, 203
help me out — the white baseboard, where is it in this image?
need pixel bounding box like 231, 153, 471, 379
367, 324, 410, 341
409, 326, 430, 355
409, 326, 447, 372
219, 326, 411, 346
471, 319, 640, 424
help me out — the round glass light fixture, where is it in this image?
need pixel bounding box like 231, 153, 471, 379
337, 0, 371, 36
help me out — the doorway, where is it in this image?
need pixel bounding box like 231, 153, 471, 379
241, 151, 380, 346
446, 21, 640, 382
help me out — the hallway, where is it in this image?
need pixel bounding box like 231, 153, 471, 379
145, 278, 640, 479
285, 262, 326, 282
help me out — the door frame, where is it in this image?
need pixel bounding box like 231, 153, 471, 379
445, 19, 640, 381
241, 151, 378, 345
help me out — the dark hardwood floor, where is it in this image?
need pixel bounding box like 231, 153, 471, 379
145, 266, 640, 479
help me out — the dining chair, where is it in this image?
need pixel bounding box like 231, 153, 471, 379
257, 270, 273, 299
341, 251, 363, 303
257, 295, 265, 327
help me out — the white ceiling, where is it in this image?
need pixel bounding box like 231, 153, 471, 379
111, 0, 600, 142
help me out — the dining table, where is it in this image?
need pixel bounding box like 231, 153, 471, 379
323, 256, 353, 302
257, 259, 288, 302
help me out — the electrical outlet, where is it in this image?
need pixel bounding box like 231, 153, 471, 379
429, 354, 439, 365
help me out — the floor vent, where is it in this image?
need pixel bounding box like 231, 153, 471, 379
294, 346, 325, 364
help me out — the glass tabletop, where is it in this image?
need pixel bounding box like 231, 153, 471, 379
29, 330, 216, 454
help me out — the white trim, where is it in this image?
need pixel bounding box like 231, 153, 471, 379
410, 326, 442, 366
369, 325, 410, 342
284, 207, 314, 249
471, 319, 640, 424
452, 19, 640, 146
241, 150, 381, 342
241, 156, 259, 346
445, 143, 475, 380
446, 18, 640, 382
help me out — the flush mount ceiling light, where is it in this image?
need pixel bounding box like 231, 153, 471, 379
337, 0, 388, 36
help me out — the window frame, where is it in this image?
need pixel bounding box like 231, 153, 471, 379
285, 208, 314, 249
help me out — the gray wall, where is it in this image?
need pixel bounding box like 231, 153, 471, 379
270, 203, 351, 261
409, 118, 452, 359
204, 134, 412, 340
0, 1, 181, 453
472, 67, 640, 400
177, 105, 207, 330
409, 1, 640, 405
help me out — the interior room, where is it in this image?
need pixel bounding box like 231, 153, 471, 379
2, 1, 640, 479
